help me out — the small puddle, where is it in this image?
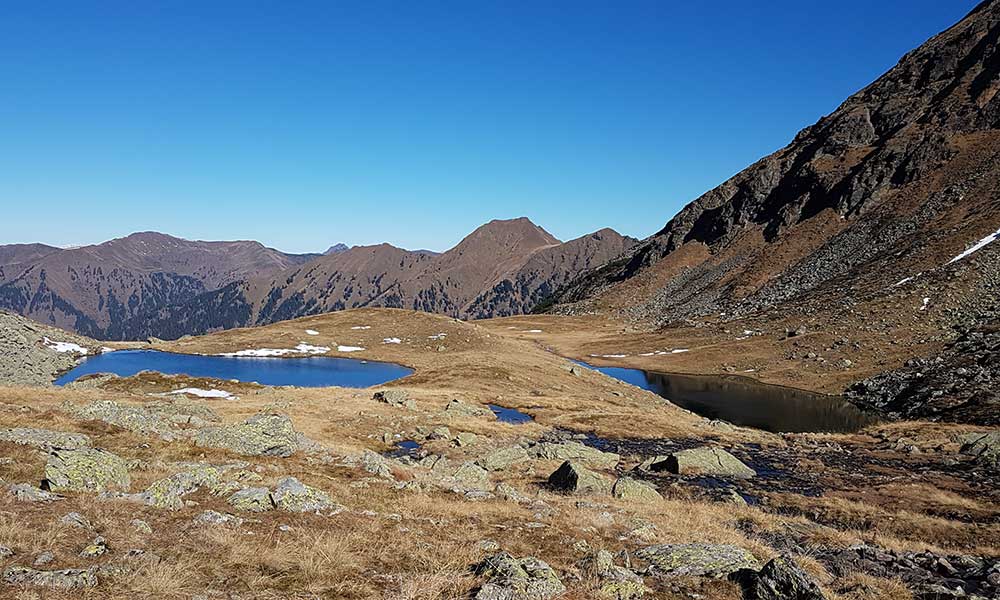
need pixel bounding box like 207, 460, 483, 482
573, 360, 878, 434
387, 440, 422, 459
488, 404, 533, 424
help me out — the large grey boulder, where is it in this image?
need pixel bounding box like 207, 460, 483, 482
195, 413, 298, 457
444, 399, 496, 420
655, 447, 755, 479
451, 462, 491, 489
133, 463, 239, 509
70, 400, 176, 438
8, 483, 62, 503
475, 552, 566, 600
359, 450, 394, 478
0, 428, 91, 450
477, 446, 530, 472
960, 432, 1000, 468
530, 441, 620, 468
611, 477, 662, 503
272, 477, 334, 512
227, 487, 274, 512
2, 566, 97, 589
373, 390, 415, 409
548, 461, 610, 494
43, 448, 130, 493
733, 555, 826, 600
580, 549, 647, 600
635, 544, 759, 578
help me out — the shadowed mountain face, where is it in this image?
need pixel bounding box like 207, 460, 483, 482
0, 232, 318, 338
551, 0, 1000, 328
112, 219, 636, 340
1, 220, 634, 340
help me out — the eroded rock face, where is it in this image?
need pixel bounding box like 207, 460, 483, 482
272, 477, 334, 512
530, 441, 620, 468
43, 448, 130, 493
0, 428, 91, 450
474, 552, 566, 600
733, 555, 826, 600
195, 414, 298, 457
2, 566, 97, 589
656, 447, 756, 479
548, 461, 610, 494
635, 544, 759, 579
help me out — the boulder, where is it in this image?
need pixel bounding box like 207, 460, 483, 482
0, 428, 91, 450
70, 400, 175, 438
548, 461, 610, 494
8, 484, 62, 503
360, 450, 394, 478
451, 462, 491, 489
195, 413, 298, 457
656, 447, 755, 479
227, 487, 274, 512
611, 477, 662, 503
59, 512, 93, 529
2, 566, 97, 589
635, 544, 759, 578
43, 448, 130, 493
444, 399, 496, 420
79, 536, 108, 558
477, 445, 530, 472
531, 441, 620, 468
272, 477, 334, 512
373, 390, 415, 409
580, 549, 648, 600
134, 463, 237, 509
960, 432, 1000, 468
193, 510, 244, 527
733, 555, 826, 600
474, 552, 566, 600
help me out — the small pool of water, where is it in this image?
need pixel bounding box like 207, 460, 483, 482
574, 361, 877, 433
387, 440, 422, 459
55, 350, 413, 388
488, 404, 534, 424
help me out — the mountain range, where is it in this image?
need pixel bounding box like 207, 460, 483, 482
0, 220, 635, 340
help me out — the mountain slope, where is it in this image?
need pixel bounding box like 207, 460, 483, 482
551, 0, 1000, 329
0, 232, 316, 338
115, 218, 636, 339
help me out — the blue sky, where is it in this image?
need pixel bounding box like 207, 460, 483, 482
0, 1, 980, 253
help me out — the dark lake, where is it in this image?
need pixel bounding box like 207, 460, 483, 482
54, 350, 413, 388
574, 361, 878, 433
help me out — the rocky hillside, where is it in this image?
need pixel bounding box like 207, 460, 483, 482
0, 233, 318, 338
114, 219, 636, 340
551, 0, 1000, 334
0, 310, 98, 386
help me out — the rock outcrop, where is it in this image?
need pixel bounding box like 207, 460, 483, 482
194, 413, 299, 457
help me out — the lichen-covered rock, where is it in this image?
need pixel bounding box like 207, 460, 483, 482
130, 519, 152, 534
960, 431, 1000, 468
733, 555, 826, 600
227, 487, 274, 512
655, 447, 756, 479
195, 413, 298, 457
611, 477, 662, 503
451, 462, 491, 489
580, 550, 648, 600
79, 536, 107, 558
475, 552, 566, 600
193, 510, 245, 527
2, 566, 97, 589
134, 464, 235, 509
477, 445, 530, 472
8, 484, 61, 503
444, 399, 496, 420
59, 512, 93, 529
272, 477, 334, 512
44, 448, 130, 493
531, 441, 620, 468
373, 390, 414, 409
0, 428, 91, 450
70, 400, 176, 438
635, 544, 759, 578
548, 461, 610, 494
495, 482, 532, 504
360, 449, 394, 478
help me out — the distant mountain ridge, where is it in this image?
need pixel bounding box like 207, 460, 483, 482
1, 219, 635, 339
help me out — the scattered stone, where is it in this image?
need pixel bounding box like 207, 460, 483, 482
580, 549, 648, 600
0, 428, 91, 450
272, 477, 334, 512
611, 477, 662, 503
0, 547, 12, 559
2, 566, 97, 589
548, 461, 610, 494
531, 441, 620, 468
428, 426, 452, 440
444, 399, 496, 420
227, 487, 274, 512
130, 519, 152, 534
494, 482, 532, 504
8, 483, 61, 503
59, 512, 93, 529
477, 445, 530, 472
455, 432, 479, 447
43, 448, 131, 493
79, 536, 108, 558
373, 390, 415, 409
960, 432, 1000, 468
635, 544, 759, 578
360, 449, 395, 479
195, 413, 299, 457
33, 552, 54, 566
733, 555, 826, 600
451, 462, 491, 489
193, 510, 244, 527
474, 552, 566, 600
655, 447, 755, 479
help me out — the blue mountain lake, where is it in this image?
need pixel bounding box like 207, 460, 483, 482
54, 350, 413, 388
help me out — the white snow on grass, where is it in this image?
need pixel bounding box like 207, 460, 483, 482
168, 388, 233, 399
920, 297, 930, 311
351, 326, 371, 330
524, 329, 543, 333
671, 349, 690, 354
305, 329, 319, 335
948, 226, 1000, 264
43, 337, 88, 354
428, 333, 447, 340
382, 337, 402, 344
337, 345, 365, 352
218, 343, 330, 357
893, 274, 921, 287
589, 353, 628, 358
101, 347, 115, 354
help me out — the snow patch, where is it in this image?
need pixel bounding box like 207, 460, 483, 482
168, 388, 233, 399
44, 337, 88, 355
428, 333, 447, 340
589, 353, 628, 358
337, 345, 365, 352
671, 349, 690, 354
101, 347, 115, 354
524, 329, 543, 333
351, 326, 371, 330
305, 329, 319, 335
948, 227, 1000, 264
382, 338, 402, 344
218, 343, 330, 357
920, 297, 930, 311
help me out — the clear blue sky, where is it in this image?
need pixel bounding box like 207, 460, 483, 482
0, 1, 980, 253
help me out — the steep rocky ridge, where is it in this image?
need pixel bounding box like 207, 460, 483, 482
0, 310, 97, 386
115, 219, 636, 339
550, 0, 1000, 333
